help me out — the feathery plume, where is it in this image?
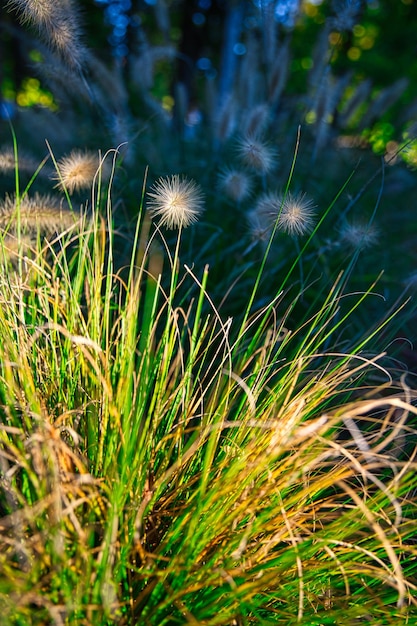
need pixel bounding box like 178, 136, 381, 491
237, 32, 262, 110
0, 233, 34, 266
268, 40, 291, 108
147, 175, 204, 230
53, 150, 102, 194
0, 193, 79, 235
0, 146, 37, 176
247, 209, 271, 246
237, 136, 277, 174
313, 71, 352, 155
6, 0, 87, 71
253, 191, 284, 229
308, 22, 332, 91
153, 0, 171, 40
242, 104, 270, 139
217, 168, 253, 203
246, 191, 285, 248
277, 192, 317, 236
338, 220, 379, 249
214, 96, 238, 144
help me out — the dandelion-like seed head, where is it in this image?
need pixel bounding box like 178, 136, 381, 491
277, 192, 316, 236
338, 220, 379, 250
53, 150, 101, 194
254, 191, 284, 229
147, 175, 204, 230
246, 192, 285, 248
237, 136, 277, 174
217, 168, 253, 203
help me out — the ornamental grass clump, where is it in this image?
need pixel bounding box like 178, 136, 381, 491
0, 143, 416, 625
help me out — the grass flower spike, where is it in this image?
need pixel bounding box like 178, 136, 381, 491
278, 191, 316, 236
237, 136, 277, 174
53, 150, 101, 194
0, 146, 39, 176
147, 174, 204, 229
7, 0, 87, 71
218, 168, 253, 202
0, 193, 79, 235
339, 220, 379, 249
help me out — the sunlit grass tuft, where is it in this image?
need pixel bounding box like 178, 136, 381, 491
0, 155, 416, 625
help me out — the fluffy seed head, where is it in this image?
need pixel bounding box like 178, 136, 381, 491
246, 191, 285, 247
277, 192, 316, 236
0, 234, 34, 269
214, 96, 238, 143
237, 136, 277, 174
217, 168, 253, 203
147, 175, 204, 230
53, 150, 101, 194
338, 220, 379, 249
247, 209, 271, 244
242, 104, 270, 138
6, 0, 87, 71
254, 191, 284, 229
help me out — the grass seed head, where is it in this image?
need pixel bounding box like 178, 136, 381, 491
147, 175, 204, 230
338, 220, 379, 249
218, 168, 253, 203
214, 96, 238, 143
277, 191, 317, 236
0, 193, 79, 235
53, 150, 101, 194
7, 0, 87, 71
254, 191, 284, 228
237, 136, 277, 174
242, 103, 270, 139
0, 146, 40, 176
